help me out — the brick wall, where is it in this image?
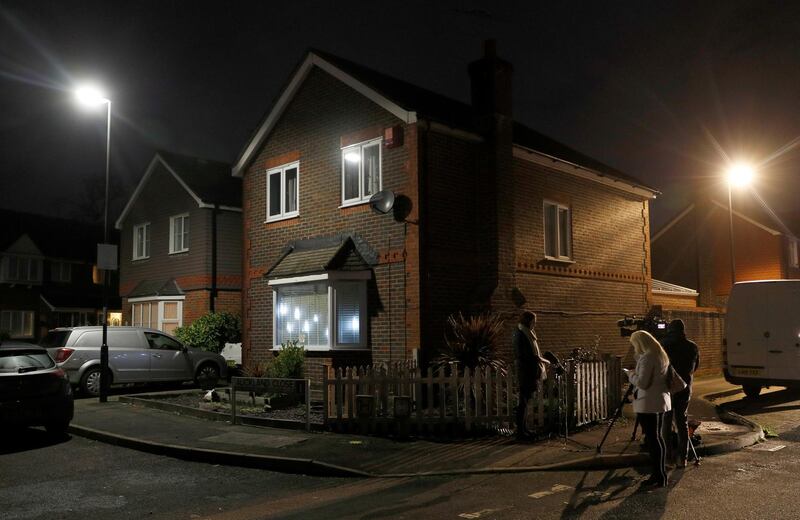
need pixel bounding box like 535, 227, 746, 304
662, 307, 725, 377
242, 68, 416, 368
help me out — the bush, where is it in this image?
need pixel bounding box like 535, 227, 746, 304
268, 340, 306, 379
174, 312, 241, 353
434, 312, 507, 374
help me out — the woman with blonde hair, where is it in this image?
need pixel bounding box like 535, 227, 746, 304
625, 330, 672, 487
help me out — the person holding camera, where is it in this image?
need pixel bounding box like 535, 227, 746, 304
624, 330, 672, 487
513, 311, 550, 439
661, 319, 700, 468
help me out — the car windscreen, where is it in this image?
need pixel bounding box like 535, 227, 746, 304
0, 350, 56, 373
39, 331, 70, 349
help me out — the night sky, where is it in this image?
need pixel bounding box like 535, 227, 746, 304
2, 0, 799, 230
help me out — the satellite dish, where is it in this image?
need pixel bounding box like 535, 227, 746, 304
369, 190, 395, 215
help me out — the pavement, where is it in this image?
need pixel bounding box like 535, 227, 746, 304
68, 375, 763, 478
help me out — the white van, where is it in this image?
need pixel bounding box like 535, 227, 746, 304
724, 280, 800, 397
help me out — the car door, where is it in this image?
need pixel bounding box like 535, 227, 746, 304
144, 332, 193, 381
75, 330, 150, 383
765, 283, 800, 381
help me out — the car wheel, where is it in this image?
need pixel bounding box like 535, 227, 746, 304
743, 384, 761, 398
45, 418, 70, 436
80, 367, 104, 397
195, 363, 220, 390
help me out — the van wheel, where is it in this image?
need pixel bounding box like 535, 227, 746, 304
80, 367, 110, 397
195, 363, 220, 390
743, 384, 761, 398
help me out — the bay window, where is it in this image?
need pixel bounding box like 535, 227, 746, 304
270, 273, 370, 350
1, 310, 35, 338
130, 298, 183, 333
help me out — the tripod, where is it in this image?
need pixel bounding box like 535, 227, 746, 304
597, 383, 634, 454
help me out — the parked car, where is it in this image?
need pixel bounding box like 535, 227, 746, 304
0, 341, 74, 435
41, 326, 227, 396
724, 279, 800, 398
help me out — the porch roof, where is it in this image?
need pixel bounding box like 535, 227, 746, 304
127, 279, 184, 298
265, 235, 374, 280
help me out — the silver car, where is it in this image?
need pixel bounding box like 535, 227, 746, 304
41, 327, 227, 396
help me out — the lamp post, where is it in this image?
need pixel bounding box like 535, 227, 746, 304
725, 162, 754, 288
75, 85, 113, 403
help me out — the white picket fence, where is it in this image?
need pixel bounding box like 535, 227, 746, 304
322, 356, 622, 435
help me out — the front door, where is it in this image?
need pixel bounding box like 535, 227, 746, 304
144, 332, 193, 381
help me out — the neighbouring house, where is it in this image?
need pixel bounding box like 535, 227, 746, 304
234, 42, 660, 388
652, 196, 800, 308
115, 151, 243, 334
0, 208, 121, 342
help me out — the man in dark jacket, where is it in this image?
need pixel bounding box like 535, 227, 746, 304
513, 311, 549, 439
661, 319, 700, 467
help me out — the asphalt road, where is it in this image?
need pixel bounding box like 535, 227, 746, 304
3, 386, 799, 520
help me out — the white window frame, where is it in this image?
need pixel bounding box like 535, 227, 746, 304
341, 138, 382, 207
790, 239, 799, 269
0, 310, 35, 338
132, 222, 151, 260
51, 261, 72, 283
269, 272, 371, 351
169, 213, 190, 254
266, 161, 300, 222
543, 200, 573, 261
129, 296, 184, 332
1, 255, 42, 283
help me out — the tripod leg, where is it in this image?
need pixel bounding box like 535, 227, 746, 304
597, 384, 634, 454
689, 436, 701, 465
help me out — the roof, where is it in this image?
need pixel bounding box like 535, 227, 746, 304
266, 234, 376, 279
651, 279, 699, 296
115, 151, 240, 229
233, 49, 657, 194
126, 279, 184, 298
0, 208, 104, 262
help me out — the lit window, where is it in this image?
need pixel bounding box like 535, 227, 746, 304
273, 278, 368, 349
341, 139, 381, 205
0, 310, 35, 338
169, 214, 190, 254
544, 201, 572, 260
133, 223, 150, 260
130, 299, 182, 333
267, 162, 300, 221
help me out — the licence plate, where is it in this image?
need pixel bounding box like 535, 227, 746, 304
732, 367, 764, 377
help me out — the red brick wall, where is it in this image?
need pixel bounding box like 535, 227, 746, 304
662, 307, 725, 377
241, 68, 416, 368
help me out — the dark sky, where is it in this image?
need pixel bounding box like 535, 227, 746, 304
2, 0, 799, 230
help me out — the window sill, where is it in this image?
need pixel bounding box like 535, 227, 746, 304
265, 214, 300, 225
169, 250, 189, 255
132, 257, 150, 262
270, 346, 370, 352
542, 256, 576, 265
339, 200, 371, 209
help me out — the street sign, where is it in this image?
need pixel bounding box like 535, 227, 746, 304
97, 243, 118, 271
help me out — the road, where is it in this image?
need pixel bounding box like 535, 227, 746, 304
2, 385, 799, 520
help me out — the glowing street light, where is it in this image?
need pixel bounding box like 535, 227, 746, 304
74, 82, 113, 403
725, 162, 755, 288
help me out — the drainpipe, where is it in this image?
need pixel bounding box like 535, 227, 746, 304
211, 203, 218, 312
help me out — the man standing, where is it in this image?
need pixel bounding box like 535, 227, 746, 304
512, 311, 550, 439
661, 319, 700, 467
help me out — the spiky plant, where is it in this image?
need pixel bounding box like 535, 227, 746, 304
434, 312, 507, 375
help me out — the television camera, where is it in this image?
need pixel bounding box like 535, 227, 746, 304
617, 314, 668, 339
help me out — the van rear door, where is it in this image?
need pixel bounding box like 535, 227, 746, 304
727, 283, 768, 378
765, 282, 800, 381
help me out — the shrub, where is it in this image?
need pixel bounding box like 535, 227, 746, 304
267, 340, 306, 379
174, 312, 241, 353
434, 312, 507, 374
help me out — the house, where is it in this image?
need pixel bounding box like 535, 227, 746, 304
0, 208, 120, 341
234, 42, 660, 386
115, 151, 243, 333
652, 196, 800, 308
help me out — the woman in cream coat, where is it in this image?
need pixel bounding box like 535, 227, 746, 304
625, 330, 672, 487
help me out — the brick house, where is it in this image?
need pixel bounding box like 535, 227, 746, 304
652, 196, 800, 308
0, 208, 120, 342
234, 43, 659, 385
115, 151, 242, 333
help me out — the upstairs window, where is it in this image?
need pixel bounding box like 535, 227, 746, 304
267, 162, 300, 222
169, 214, 190, 254
133, 223, 150, 260
341, 138, 381, 206
51, 261, 72, 283
1, 255, 42, 283
544, 201, 572, 260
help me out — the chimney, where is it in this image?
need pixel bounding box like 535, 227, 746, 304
468, 39, 513, 118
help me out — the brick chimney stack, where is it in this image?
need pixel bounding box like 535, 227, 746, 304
468, 39, 513, 119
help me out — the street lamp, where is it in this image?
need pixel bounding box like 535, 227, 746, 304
725, 162, 754, 288
75, 83, 113, 403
